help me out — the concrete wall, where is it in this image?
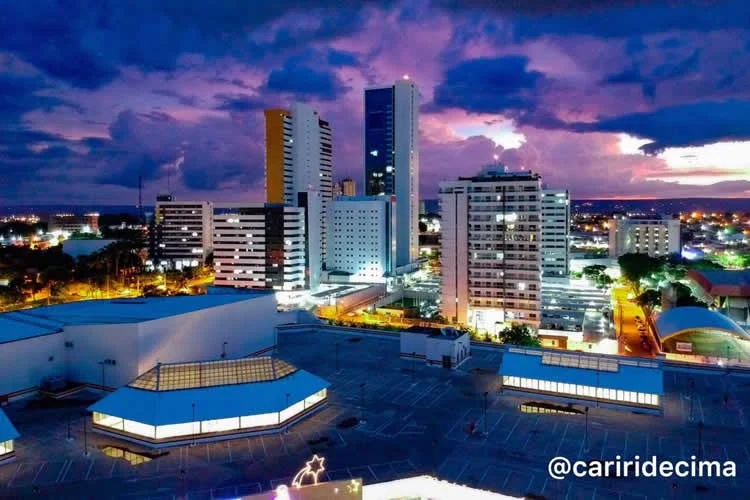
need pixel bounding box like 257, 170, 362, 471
0, 334, 65, 397
136, 294, 281, 373
425, 333, 470, 367
400, 332, 426, 358
64, 323, 140, 388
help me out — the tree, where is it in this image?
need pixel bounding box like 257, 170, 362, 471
635, 289, 661, 310
582, 264, 607, 278
672, 282, 708, 308
498, 323, 541, 347
594, 274, 614, 289
617, 253, 663, 295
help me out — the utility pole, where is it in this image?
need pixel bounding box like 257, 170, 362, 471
83, 416, 89, 456
584, 406, 590, 453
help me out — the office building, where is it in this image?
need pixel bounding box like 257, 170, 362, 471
334, 178, 356, 197
49, 213, 99, 235
364, 78, 419, 267
149, 200, 212, 270
264, 103, 332, 263
608, 215, 680, 257
213, 204, 307, 291
326, 196, 391, 282
541, 189, 570, 277
440, 168, 542, 332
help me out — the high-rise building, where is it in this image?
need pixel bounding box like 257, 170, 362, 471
608, 215, 680, 257
264, 103, 332, 262
440, 168, 542, 332
327, 196, 392, 283
541, 189, 570, 277
150, 200, 212, 270
212, 204, 306, 291
364, 77, 419, 267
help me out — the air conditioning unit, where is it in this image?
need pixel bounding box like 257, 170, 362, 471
64, 341, 74, 348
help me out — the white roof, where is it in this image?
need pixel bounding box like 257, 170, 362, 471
0, 294, 268, 339
89, 367, 329, 426
655, 306, 749, 340
0, 408, 20, 442
363, 475, 519, 499
0, 314, 63, 344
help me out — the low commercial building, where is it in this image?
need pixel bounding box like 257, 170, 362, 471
400, 326, 471, 369
655, 306, 750, 364
687, 269, 750, 328
49, 213, 100, 235
0, 293, 284, 400
0, 409, 19, 464
499, 347, 663, 413
541, 278, 610, 332
89, 357, 329, 447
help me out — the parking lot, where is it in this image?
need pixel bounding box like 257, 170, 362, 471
1, 327, 749, 499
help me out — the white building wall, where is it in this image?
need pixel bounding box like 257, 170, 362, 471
425, 334, 470, 367
393, 80, 419, 267
327, 197, 390, 282
64, 323, 140, 388
400, 332, 426, 358
608, 217, 681, 257
0, 334, 65, 396
136, 294, 280, 374
440, 189, 469, 324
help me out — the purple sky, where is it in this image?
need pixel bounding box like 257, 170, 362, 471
2, 0, 750, 204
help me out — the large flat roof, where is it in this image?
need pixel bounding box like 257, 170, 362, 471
89, 361, 329, 426
8, 295, 263, 326
655, 306, 749, 341
0, 408, 20, 442
688, 269, 750, 297
0, 313, 64, 344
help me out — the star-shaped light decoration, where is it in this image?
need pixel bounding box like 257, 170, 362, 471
291, 454, 326, 488
347, 478, 362, 493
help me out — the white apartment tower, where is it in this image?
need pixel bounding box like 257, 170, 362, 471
326, 196, 392, 283
212, 204, 306, 291
265, 103, 332, 264
364, 78, 419, 268
541, 189, 570, 277
608, 216, 680, 257
440, 169, 543, 332
150, 200, 213, 270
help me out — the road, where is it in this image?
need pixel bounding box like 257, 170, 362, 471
612, 287, 656, 358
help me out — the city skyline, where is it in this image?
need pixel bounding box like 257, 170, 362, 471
2, 1, 750, 205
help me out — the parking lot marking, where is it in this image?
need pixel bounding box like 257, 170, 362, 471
55, 459, 71, 483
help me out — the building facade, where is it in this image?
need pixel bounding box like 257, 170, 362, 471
49, 213, 100, 235
264, 103, 332, 263
150, 200, 212, 270
213, 204, 307, 291
541, 189, 570, 277
440, 169, 542, 332
608, 215, 680, 257
326, 196, 391, 282
364, 78, 419, 267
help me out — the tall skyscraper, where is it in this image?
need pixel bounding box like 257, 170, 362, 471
364, 77, 419, 268
541, 189, 570, 277
264, 103, 332, 263
440, 168, 542, 332
341, 178, 356, 197
150, 200, 213, 270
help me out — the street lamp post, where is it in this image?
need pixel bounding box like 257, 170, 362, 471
284, 393, 290, 434
359, 383, 366, 424
191, 403, 196, 447
83, 415, 89, 456
221, 341, 228, 359
688, 377, 695, 423
483, 391, 488, 435
584, 406, 590, 453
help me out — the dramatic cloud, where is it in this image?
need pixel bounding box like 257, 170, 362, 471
1, 0, 749, 203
